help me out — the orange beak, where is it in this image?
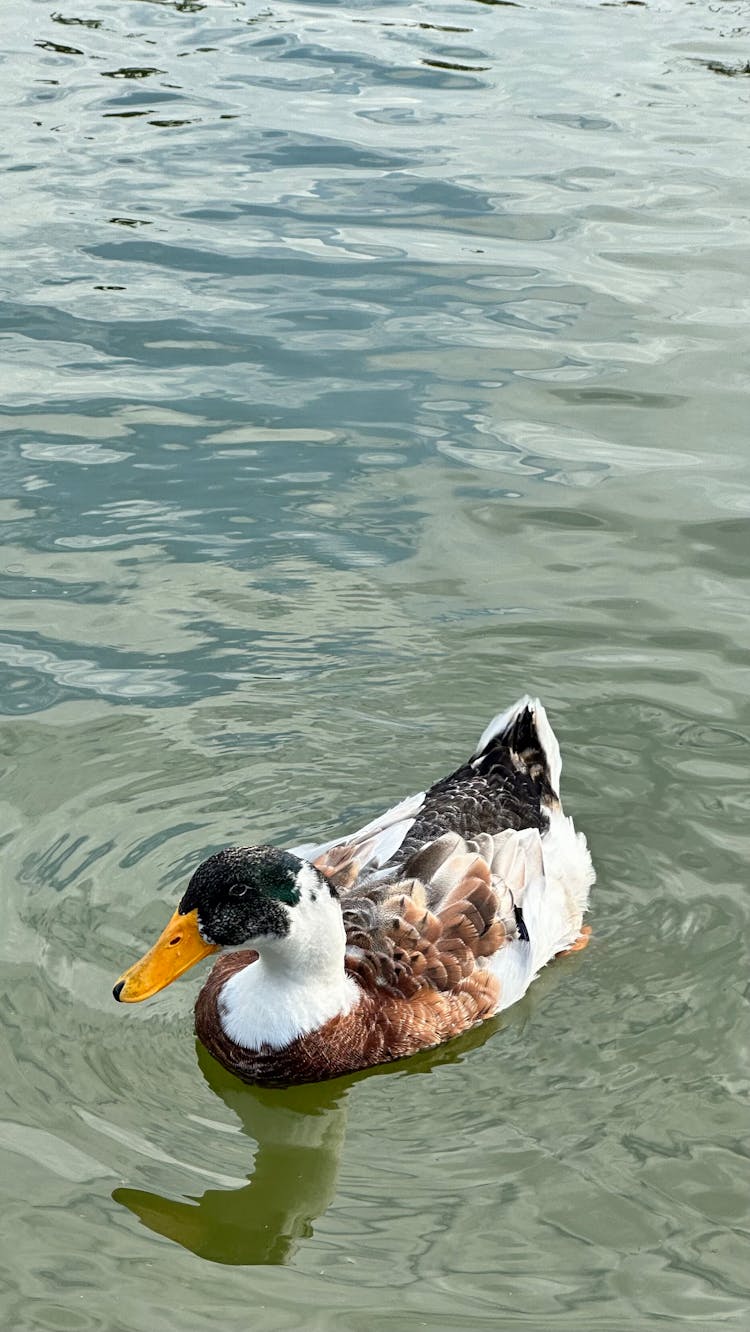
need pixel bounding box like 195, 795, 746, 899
113, 908, 220, 1003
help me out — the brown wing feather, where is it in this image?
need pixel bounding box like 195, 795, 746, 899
313, 841, 362, 890
342, 846, 508, 1003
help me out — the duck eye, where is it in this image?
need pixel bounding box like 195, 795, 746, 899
229, 883, 248, 899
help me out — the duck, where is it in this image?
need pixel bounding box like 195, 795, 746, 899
113, 696, 595, 1086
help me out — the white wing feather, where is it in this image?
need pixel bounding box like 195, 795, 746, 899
288, 790, 426, 871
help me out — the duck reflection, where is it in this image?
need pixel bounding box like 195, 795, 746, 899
113, 1042, 351, 1265
114, 1017, 502, 1265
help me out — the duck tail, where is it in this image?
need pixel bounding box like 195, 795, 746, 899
471, 695, 562, 800
475, 699, 595, 1009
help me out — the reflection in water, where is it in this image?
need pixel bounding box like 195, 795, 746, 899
115, 1020, 504, 1265
115, 1044, 350, 1266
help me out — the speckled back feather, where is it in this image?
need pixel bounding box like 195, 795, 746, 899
329, 833, 523, 1002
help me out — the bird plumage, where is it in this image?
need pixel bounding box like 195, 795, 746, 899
115, 695, 595, 1086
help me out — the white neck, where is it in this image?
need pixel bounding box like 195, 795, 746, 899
217, 865, 361, 1051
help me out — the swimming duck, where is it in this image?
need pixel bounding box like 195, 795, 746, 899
113, 696, 594, 1086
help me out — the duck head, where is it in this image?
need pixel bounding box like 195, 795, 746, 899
113, 847, 331, 1003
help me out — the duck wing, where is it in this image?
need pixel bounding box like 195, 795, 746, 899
339, 826, 539, 1005
288, 788, 426, 889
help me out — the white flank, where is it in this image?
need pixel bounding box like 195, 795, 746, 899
489, 808, 595, 1012
218, 865, 361, 1051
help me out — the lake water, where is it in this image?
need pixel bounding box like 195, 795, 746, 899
2, 0, 750, 1327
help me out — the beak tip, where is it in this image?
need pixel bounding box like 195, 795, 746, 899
113, 980, 125, 1002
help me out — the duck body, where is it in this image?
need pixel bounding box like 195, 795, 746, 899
115, 696, 595, 1087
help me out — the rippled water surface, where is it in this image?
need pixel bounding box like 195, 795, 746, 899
3, 0, 750, 1327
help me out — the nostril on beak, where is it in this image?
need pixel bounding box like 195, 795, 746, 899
112, 980, 125, 1002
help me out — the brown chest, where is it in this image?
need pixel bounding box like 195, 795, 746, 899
194, 953, 499, 1087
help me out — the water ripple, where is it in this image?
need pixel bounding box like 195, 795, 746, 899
1, 0, 750, 1324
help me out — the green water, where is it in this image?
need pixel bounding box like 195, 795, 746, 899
2, 0, 749, 1326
